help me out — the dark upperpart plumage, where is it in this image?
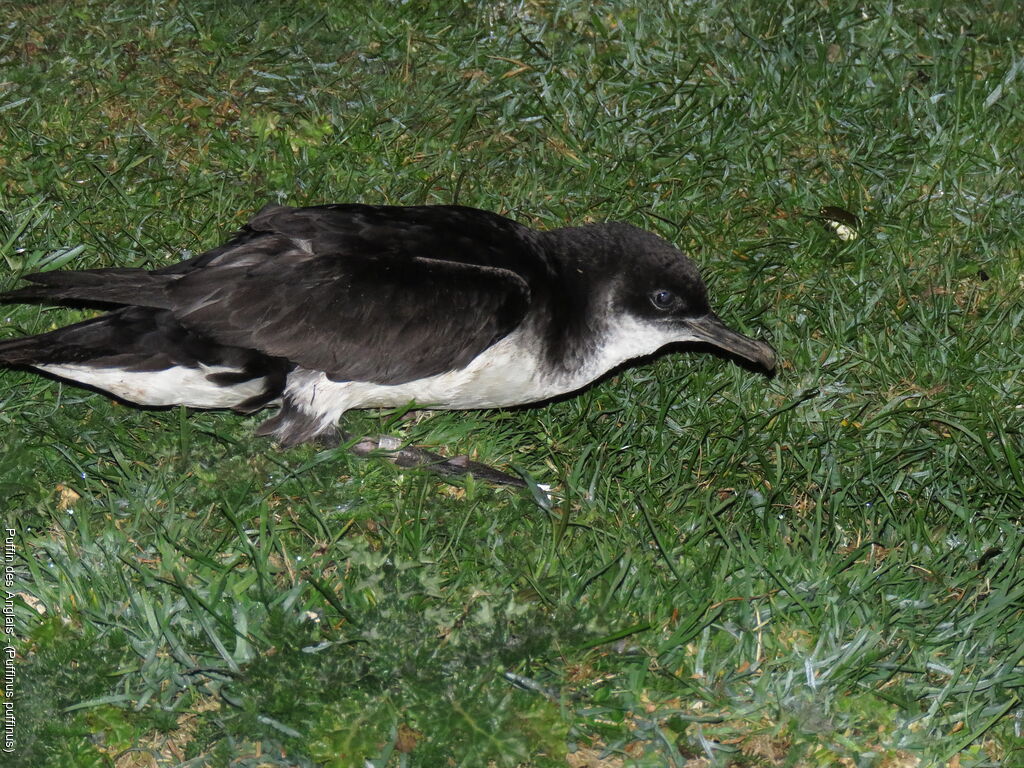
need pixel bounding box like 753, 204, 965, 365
0, 203, 776, 448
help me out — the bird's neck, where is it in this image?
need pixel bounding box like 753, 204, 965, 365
529, 225, 621, 377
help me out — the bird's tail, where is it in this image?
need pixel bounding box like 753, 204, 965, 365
0, 308, 151, 367
0, 308, 288, 412
0, 268, 172, 309
0, 332, 56, 366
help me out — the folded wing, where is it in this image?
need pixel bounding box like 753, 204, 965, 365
1, 205, 536, 385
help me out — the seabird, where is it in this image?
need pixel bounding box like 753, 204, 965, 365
0, 203, 776, 482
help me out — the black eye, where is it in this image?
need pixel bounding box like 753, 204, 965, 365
650, 289, 675, 310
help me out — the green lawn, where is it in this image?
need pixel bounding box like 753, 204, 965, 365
2, 1, 1022, 766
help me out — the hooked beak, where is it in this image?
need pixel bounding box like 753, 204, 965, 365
682, 313, 776, 373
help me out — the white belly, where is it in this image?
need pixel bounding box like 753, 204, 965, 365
285, 332, 554, 420
283, 315, 693, 425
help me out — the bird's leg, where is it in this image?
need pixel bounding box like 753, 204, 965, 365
341, 432, 526, 487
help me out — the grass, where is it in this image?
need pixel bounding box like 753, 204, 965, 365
1, 0, 1022, 765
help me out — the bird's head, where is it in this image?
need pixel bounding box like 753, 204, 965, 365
554, 222, 777, 375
